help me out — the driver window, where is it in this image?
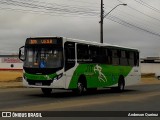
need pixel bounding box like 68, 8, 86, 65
46, 50, 62, 68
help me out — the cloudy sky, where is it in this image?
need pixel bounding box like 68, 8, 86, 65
0, 0, 160, 58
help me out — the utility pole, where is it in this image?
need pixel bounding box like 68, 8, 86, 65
100, 1, 127, 44
100, 0, 104, 43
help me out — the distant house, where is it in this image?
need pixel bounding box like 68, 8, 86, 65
141, 57, 160, 74
0, 55, 22, 70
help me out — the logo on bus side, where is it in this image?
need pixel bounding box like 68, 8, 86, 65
94, 64, 107, 82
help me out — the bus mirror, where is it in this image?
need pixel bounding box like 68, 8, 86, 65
19, 46, 25, 61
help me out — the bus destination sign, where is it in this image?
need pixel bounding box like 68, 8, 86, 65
28, 39, 56, 45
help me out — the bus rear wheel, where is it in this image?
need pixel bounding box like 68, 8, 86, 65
117, 77, 125, 92
41, 88, 52, 96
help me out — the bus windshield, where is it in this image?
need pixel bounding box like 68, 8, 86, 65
24, 46, 63, 69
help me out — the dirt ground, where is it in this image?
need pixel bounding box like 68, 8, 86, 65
0, 70, 22, 81
0, 71, 160, 88
140, 77, 160, 84
0, 70, 23, 88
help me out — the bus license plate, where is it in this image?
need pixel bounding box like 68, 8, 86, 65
35, 82, 42, 86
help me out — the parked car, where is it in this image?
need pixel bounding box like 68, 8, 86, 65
155, 72, 160, 80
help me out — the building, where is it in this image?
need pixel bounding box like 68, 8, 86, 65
141, 57, 160, 74
1, 54, 159, 73
0, 55, 22, 70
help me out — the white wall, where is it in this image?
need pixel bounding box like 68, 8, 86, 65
141, 63, 160, 74
0, 57, 22, 70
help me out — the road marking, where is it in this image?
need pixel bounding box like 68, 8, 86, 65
1, 91, 160, 111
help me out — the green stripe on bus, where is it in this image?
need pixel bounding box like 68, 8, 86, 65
24, 73, 57, 80
68, 64, 132, 89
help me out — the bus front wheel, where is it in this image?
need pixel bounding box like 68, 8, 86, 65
72, 81, 85, 95
41, 88, 52, 96
76, 81, 85, 95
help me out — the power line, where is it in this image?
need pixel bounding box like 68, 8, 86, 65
104, 6, 160, 29
117, 0, 160, 23
0, 0, 100, 17
106, 14, 160, 37
133, 0, 160, 13
0, 0, 99, 16
110, 10, 160, 33
66, 0, 99, 4
65, 0, 100, 8
1, 0, 160, 38
0, 6, 97, 18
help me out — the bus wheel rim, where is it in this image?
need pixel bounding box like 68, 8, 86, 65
120, 82, 124, 90
78, 82, 83, 93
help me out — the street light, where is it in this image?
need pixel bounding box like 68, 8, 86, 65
103, 4, 127, 19
100, 2, 127, 43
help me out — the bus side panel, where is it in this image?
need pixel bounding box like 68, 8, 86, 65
68, 64, 133, 89
67, 64, 86, 89
125, 66, 141, 86
65, 64, 79, 89
86, 64, 133, 88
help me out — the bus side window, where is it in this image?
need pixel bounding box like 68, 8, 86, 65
77, 44, 89, 63
137, 52, 139, 66
134, 52, 139, 66
120, 50, 128, 66
112, 49, 119, 65
98, 47, 107, 64
128, 51, 134, 66
107, 49, 112, 64
64, 42, 75, 71
89, 46, 99, 63
103, 48, 111, 64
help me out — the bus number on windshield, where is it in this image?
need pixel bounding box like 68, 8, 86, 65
30, 40, 37, 44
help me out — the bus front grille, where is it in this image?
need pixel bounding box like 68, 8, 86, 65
26, 79, 53, 86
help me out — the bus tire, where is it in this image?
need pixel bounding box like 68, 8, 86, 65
117, 76, 125, 92
75, 76, 86, 95
77, 81, 84, 95
41, 88, 52, 96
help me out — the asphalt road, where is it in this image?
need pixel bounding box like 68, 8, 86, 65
0, 83, 160, 120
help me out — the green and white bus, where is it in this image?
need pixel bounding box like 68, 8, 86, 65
19, 37, 140, 95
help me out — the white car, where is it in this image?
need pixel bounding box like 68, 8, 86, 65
155, 72, 160, 80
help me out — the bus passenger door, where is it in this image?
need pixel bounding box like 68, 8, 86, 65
64, 42, 76, 89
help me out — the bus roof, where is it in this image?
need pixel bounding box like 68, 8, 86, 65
27, 36, 139, 52
65, 37, 139, 52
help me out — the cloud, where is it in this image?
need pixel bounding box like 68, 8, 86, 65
0, 0, 160, 58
